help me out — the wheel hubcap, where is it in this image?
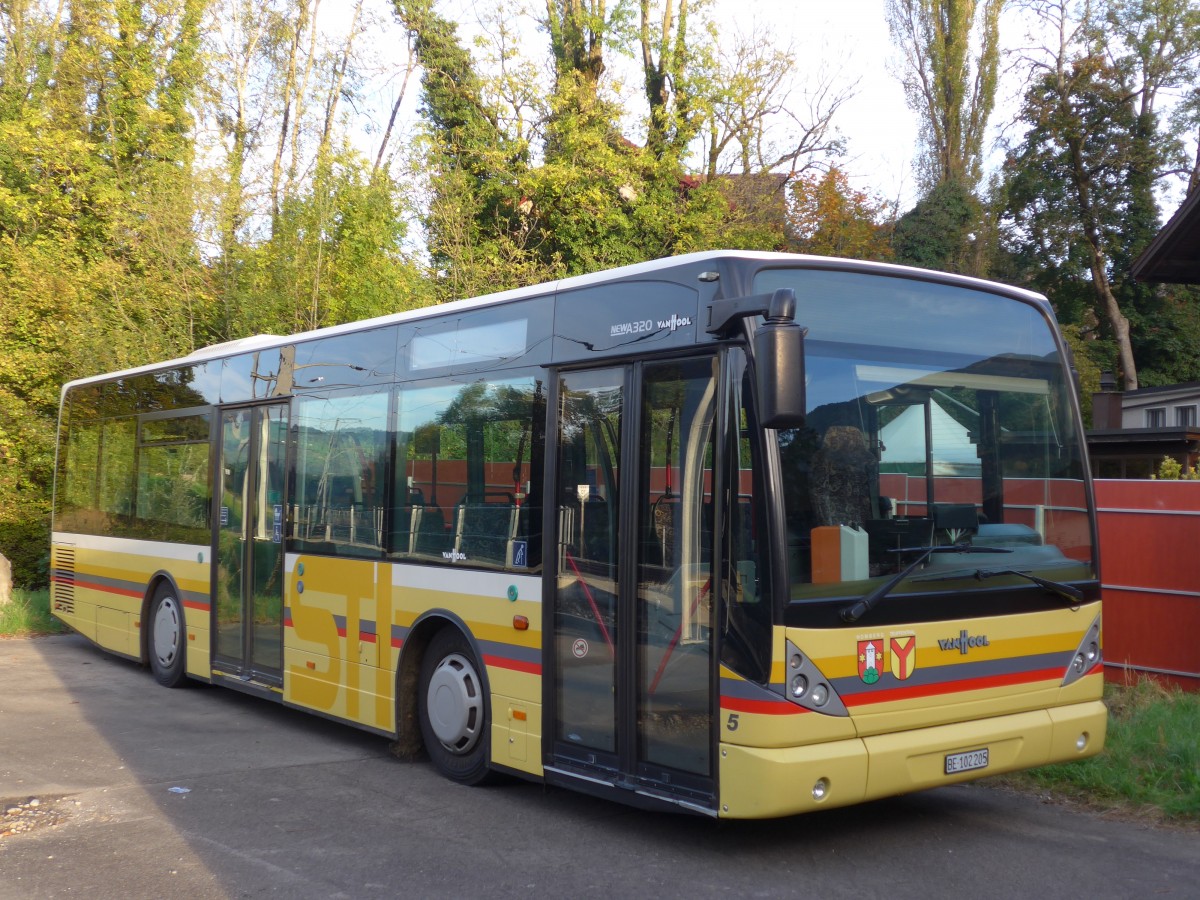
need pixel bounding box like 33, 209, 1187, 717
153, 597, 180, 668
427, 653, 483, 754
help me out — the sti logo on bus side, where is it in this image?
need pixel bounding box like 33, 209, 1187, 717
938, 630, 990, 655
609, 313, 692, 338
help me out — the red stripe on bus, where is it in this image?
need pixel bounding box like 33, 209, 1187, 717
483, 654, 542, 676
359, 632, 377, 644
74, 579, 141, 599
391, 637, 404, 650
719, 696, 806, 716
183, 600, 210, 612
843, 667, 1065, 707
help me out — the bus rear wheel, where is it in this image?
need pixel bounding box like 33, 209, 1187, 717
149, 584, 187, 688
418, 627, 493, 785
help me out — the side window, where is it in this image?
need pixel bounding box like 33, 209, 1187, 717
292, 390, 390, 558
59, 420, 101, 532
393, 374, 545, 572
99, 418, 137, 521
135, 411, 211, 541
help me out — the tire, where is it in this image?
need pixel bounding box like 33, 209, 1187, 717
418, 627, 493, 785
148, 584, 188, 688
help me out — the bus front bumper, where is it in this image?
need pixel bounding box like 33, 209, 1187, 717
716, 700, 1107, 819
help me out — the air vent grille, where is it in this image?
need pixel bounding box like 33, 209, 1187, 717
51, 547, 76, 615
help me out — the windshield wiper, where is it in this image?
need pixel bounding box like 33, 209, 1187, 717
973, 568, 1083, 607
840, 544, 1013, 624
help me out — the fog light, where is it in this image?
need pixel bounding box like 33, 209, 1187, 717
1085, 642, 1099, 663
791, 674, 808, 698
790, 653, 803, 670
812, 778, 830, 801
1076, 732, 1089, 751
1072, 653, 1086, 673
811, 683, 829, 707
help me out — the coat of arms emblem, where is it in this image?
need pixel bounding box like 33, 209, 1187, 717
858, 639, 883, 684
890, 635, 917, 680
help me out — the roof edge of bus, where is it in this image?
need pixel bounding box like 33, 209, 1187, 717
59, 250, 1050, 392
183, 334, 289, 358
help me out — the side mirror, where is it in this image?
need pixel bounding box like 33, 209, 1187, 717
706, 286, 807, 428
755, 317, 807, 429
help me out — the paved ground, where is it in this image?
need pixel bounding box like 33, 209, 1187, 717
1, 634, 1197, 899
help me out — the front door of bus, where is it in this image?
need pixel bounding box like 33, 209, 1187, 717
214, 403, 288, 683
551, 357, 716, 803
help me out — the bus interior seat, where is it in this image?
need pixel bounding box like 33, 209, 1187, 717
413, 505, 448, 555
455, 502, 518, 565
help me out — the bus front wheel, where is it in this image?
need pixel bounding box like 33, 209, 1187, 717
149, 584, 187, 688
418, 627, 493, 785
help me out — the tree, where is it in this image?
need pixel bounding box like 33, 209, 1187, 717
886, 0, 1003, 276
788, 167, 894, 260
886, 0, 1004, 191
1001, 0, 1200, 390
892, 177, 977, 270
395, 0, 548, 297
694, 23, 851, 180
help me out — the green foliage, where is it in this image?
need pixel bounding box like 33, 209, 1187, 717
0, 516, 50, 590
1153, 456, 1200, 480
1059, 323, 1108, 427
0, 588, 65, 637
224, 149, 429, 336
892, 178, 978, 272
998, 0, 1200, 390
1001, 680, 1200, 822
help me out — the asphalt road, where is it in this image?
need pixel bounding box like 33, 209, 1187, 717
1, 634, 1196, 899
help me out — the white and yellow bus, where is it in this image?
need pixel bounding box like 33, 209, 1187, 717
51, 251, 1105, 818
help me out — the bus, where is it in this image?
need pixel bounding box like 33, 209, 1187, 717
50, 251, 1105, 818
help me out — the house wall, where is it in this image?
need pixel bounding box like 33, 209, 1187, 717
1095, 479, 1200, 691
1119, 388, 1200, 429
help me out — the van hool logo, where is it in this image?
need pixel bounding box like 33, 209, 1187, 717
657, 313, 692, 333
939, 629, 990, 655
442, 549, 467, 562
610, 313, 692, 338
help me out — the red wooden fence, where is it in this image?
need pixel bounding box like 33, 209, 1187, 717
1095, 480, 1200, 691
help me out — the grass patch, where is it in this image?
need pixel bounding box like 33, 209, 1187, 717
0, 588, 67, 637
994, 680, 1200, 824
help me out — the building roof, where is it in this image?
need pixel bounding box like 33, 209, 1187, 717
1117, 382, 1200, 411
1131, 188, 1200, 284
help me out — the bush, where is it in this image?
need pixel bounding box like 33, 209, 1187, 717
0, 513, 51, 589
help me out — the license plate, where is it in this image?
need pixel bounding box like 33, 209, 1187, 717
945, 748, 989, 775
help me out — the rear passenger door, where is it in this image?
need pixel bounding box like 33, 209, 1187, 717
214, 402, 288, 684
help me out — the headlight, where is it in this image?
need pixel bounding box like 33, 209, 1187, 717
790, 674, 808, 698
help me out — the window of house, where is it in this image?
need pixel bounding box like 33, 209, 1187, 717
1145, 408, 1167, 428
1175, 405, 1197, 428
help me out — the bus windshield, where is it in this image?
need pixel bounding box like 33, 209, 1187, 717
754, 268, 1095, 614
